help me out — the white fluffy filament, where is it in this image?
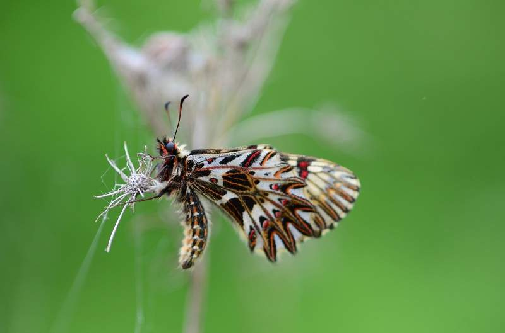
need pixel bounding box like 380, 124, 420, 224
95, 142, 165, 252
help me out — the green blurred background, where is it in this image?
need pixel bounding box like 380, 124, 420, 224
1, 0, 505, 332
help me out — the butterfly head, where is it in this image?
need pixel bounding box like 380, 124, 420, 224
157, 137, 184, 157
156, 137, 187, 184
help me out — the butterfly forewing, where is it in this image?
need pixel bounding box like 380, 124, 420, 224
280, 154, 360, 230
184, 145, 360, 263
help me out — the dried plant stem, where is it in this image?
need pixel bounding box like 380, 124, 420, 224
73, 3, 169, 136
183, 258, 208, 333
182, 93, 212, 333
49, 216, 107, 333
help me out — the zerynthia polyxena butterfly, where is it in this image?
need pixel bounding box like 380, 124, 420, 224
96, 95, 360, 269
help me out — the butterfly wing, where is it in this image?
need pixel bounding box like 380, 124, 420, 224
280, 153, 360, 229
185, 145, 360, 262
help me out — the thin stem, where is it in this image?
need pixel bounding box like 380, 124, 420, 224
134, 221, 144, 333
49, 213, 108, 333
182, 82, 212, 333
182, 258, 208, 333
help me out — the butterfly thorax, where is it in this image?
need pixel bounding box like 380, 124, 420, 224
156, 137, 189, 197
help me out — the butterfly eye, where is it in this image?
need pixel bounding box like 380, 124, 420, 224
165, 142, 176, 153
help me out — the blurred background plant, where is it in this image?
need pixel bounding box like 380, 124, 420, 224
1, 0, 505, 333
73, 0, 364, 148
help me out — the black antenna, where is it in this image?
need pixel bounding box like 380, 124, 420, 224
164, 101, 172, 127
173, 94, 189, 140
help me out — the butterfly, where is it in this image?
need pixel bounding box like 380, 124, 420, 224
97, 95, 360, 269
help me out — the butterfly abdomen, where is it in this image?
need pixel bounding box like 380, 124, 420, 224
179, 187, 209, 269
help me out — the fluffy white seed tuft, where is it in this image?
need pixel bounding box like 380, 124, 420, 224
95, 142, 166, 252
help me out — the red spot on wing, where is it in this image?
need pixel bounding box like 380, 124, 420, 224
298, 161, 309, 168
248, 229, 257, 251
300, 170, 309, 179
243, 150, 261, 167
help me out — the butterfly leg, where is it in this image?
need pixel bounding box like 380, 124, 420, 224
179, 187, 209, 269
